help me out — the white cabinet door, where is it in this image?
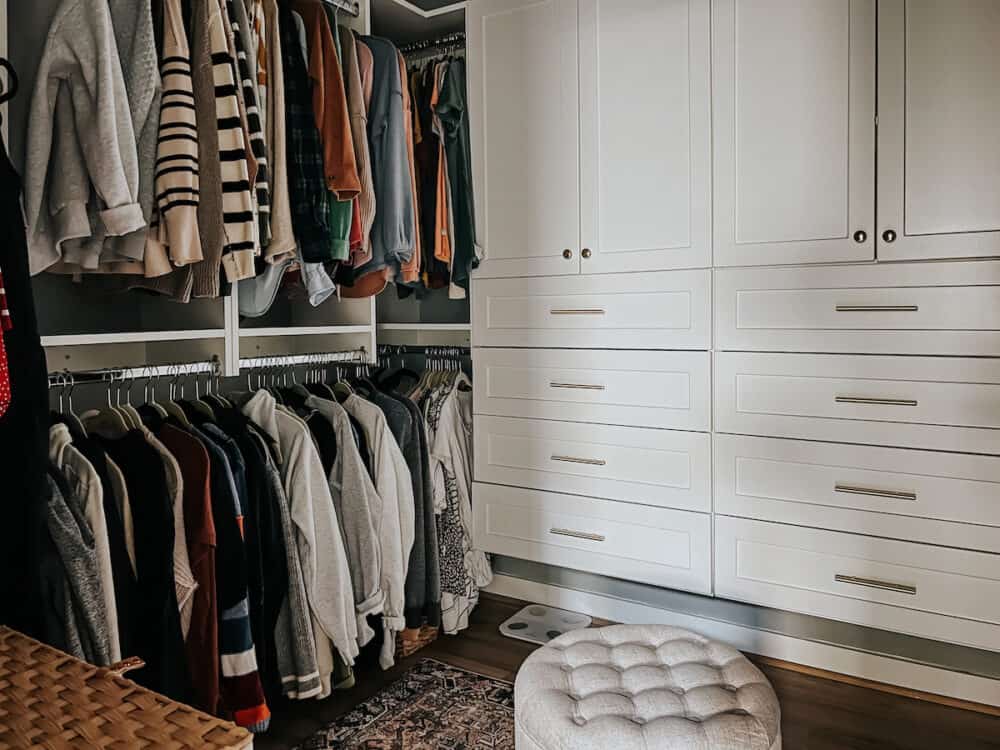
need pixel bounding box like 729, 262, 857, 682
712, 0, 875, 266
578, 0, 711, 273
877, 0, 1000, 261
468, 0, 581, 278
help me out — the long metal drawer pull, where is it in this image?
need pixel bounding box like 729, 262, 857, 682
835, 574, 917, 596
835, 484, 917, 502
551, 455, 607, 467
550, 382, 606, 391
550, 308, 606, 316
550, 528, 606, 542
835, 396, 918, 407
835, 305, 919, 312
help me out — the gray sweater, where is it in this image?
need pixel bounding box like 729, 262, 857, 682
306, 396, 384, 646
25, 0, 146, 275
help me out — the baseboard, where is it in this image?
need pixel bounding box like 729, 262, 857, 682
485, 574, 1000, 709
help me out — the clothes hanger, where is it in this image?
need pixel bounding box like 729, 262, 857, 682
82, 373, 131, 437
59, 372, 89, 437
160, 365, 193, 427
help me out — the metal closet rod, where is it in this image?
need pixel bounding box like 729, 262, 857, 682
239, 349, 369, 370
320, 0, 361, 17
47, 358, 221, 386
398, 31, 466, 54
378, 344, 470, 356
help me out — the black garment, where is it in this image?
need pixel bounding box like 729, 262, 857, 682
98, 431, 191, 702
347, 413, 373, 479
210, 405, 289, 700
306, 411, 338, 476
437, 59, 477, 292
73, 437, 138, 658
0, 137, 50, 639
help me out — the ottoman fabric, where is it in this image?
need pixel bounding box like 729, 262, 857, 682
514, 625, 781, 750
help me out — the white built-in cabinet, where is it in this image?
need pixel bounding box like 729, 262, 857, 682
877, 0, 1000, 261
468, 0, 712, 278
712, 0, 876, 266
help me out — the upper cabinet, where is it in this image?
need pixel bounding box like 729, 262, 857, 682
468, 0, 582, 278
577, 0, 712, 274
468, 0, 712, 279
877, 0, 1000, 262
712, 0, 876, 267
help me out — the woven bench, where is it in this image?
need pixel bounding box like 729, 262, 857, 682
0, 627, 252, 749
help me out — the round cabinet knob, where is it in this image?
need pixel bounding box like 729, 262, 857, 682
581, 248, 592, 259
562, 249, 573, 259
882, 229, 897, 243
853, 230, 867, 244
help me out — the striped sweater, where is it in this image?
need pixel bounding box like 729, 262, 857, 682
151, 0, 204, 270
208, 0, 258, 282
227, 0, 272, 249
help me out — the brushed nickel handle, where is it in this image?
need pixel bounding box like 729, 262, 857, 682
835, 574, 916, 596
551, 455, 607, 466
853, 230, 867, 243
550, 527, 606, 542
562, 249, 573, 259
835, 396, 918, 407
581, 248, 593, 259
836, 305, 919, 312
549, 308, 606, 316
835, 484, 917, 502
882, 229, 897, 243
550, 382, 606, 391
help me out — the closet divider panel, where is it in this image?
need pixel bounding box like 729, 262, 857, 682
876, 0, 1000, 261
712, 0, 875, 266
578, 0, 711, 274
467, 0, 581, 278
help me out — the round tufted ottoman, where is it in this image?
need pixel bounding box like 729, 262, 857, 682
514, 625, 781, 750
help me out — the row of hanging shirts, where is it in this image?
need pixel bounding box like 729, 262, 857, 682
22, 0, 480, 309
42, 349, 488, 734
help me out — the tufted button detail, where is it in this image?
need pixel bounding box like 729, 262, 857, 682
515, 624, 782, 750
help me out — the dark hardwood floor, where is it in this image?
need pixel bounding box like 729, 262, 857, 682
257, 594, 1000, 749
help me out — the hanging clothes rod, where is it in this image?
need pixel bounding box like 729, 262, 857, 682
321, 0, 361, 17
47, 358, 221, 387
239, 349, 369, 370
378, 344, 470, 356
398, 31, 466, 54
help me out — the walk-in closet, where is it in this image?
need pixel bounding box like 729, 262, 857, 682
3, 0, 1000, 748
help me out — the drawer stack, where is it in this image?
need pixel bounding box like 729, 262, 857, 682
471, 272, 714, 594
713, 261, 1000, 651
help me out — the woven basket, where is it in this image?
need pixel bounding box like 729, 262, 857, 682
395, 624, 439, 659
0, 627, 252, 749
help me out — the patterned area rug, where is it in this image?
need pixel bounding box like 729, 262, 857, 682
295, 659, 515, 749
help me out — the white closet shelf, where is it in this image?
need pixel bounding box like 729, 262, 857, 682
376, 323, 471, 331
239, 324, 374, 338
41, 330, 227, 347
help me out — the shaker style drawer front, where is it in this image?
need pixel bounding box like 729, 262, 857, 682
474, 483, 712, 594
472, 271, 711, 349
715, 352, 1000, 454
475, 416, 711, 513
475, 348, 711, 431
715, 262, 1000, 355
714, 434, 1000, 553
714, 517, 1000, 652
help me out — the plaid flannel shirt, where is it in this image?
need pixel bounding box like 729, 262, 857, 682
278, 3, 331, 262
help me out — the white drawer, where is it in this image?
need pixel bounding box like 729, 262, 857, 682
716, 262, 1000, 356
474, 483, 711, 594
714, 516, 1000, 652
714, 434, 1000, 553
475, 348, 711, 431
715, 352, 1000, 454
472, 271, 711, 349
475, 416, 711, 513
